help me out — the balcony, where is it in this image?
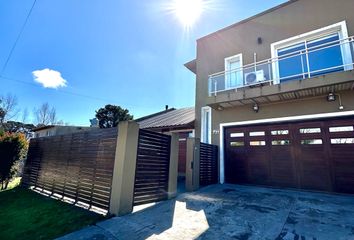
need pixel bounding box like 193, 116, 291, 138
209, 36, 354, 98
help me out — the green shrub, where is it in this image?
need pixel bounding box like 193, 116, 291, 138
0, 132, 28, 190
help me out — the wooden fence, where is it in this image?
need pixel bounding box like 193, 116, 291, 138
22, 128, 118, 211
199, 142, 218, 186
133, 129, 171, 206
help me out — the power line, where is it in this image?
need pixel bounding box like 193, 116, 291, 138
0, 0, 37, 75
0, 75, 161, 112
0, 75, 115, 103
0, 0, 165, 113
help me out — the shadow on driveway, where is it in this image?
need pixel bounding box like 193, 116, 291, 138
58, 184, 354, 240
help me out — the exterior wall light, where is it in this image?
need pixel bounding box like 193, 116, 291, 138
327, 92, 344, 110
217, 105, 224, 111
327, 92, 336, 101
253, 103, 259, 113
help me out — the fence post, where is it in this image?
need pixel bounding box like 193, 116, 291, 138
167, 133, 179, 199
109, 121, 139, 216
185, 138, 200, 192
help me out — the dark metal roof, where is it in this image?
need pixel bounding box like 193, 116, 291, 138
136, 107, 195, 130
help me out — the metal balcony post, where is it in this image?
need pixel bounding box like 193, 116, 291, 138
268, 59, 272, 85
214, 79, 217, 96
305, 41, 311, 78
300, 50, 306, 79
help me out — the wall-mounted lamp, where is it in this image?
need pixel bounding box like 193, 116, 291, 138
217, 105, 224, 111
327, 92, 336, 102
253, 103, 259, 113
327, 92, 344, 110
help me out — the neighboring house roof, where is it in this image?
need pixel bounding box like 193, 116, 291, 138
136, 107, 195, 131
32, 125, 56, 132
32, 125, 91, 132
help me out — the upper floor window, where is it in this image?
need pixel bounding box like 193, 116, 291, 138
271, 21, 352, 83
224, 54, 243, 89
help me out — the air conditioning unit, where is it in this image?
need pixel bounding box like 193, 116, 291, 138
245, 70, 265, 85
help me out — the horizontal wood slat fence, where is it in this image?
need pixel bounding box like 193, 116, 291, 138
199, 143, 218, 186
133, 129, 171, 206
22, 128, 118, 211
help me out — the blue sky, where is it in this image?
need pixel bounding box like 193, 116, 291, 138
0, 0, 286, 126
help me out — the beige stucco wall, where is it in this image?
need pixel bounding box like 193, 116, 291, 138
194, 0, 354, 144
210, 90, 354, 145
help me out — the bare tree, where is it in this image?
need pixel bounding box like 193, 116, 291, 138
0, 93, 19, 124
34, 102, 57, 126
21, 108, 29, 123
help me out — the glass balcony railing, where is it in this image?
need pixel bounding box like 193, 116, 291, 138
209, 36, 354, 96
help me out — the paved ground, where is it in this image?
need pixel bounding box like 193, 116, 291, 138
58, 184, 354, 240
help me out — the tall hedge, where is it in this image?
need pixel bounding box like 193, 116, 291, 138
0, 132, 28, 190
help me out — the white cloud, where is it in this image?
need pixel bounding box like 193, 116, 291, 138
32, 68, 67, 89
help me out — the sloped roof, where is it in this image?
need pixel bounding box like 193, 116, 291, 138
184, 59, 196, 74
136, 107, 195, 130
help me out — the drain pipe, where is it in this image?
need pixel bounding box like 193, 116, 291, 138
254, 53, 257, 72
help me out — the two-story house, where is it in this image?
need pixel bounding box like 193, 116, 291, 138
185, 0, 354, 194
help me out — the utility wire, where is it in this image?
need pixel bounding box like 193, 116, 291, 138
0, 75, 160, 112
0, 75, 116, 103
0, 0, 161, 113
0, 0, 37, 76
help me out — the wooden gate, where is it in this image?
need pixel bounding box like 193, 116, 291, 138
133, 129, 171, 206
199, 143, 219, 186
22, 128, 118, 211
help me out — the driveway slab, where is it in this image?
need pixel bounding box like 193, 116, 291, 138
58, 184, 354, 240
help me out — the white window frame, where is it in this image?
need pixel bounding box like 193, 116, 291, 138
271, 21, 352, 84
201, 106, 212, 144
224, 53, 243, 89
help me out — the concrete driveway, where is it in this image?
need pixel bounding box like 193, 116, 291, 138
58, 184, 354, 240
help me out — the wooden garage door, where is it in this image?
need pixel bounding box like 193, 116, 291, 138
224, 117, 354, 194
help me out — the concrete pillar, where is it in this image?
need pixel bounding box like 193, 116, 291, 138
185, 138, 200, 192
167, 133, 179, 199
109, 121, 139, 216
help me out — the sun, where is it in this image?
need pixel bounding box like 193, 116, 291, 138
171, 0, 204, 28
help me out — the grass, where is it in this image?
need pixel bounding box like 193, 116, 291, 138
0, 187, 105, 240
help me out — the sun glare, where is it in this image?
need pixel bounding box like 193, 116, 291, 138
172, 0, 204, 28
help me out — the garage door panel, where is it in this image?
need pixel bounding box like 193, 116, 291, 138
327, 123, 354, 194
333, 157, 354, 166
248, 169, 269, 184
224, 116, 354, 194
335, 179, 354, 193
334, 166, 354, 194
225, 164, 248, 183
298, 148, 328, 162
300, 168, 331, 189
224, 144, 248, 183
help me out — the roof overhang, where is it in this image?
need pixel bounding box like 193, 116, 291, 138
184, 59, 196, 74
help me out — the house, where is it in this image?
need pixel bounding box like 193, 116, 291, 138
185, 0, 354, 194
33, 125, 93, 138
136, 107, 195, 177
